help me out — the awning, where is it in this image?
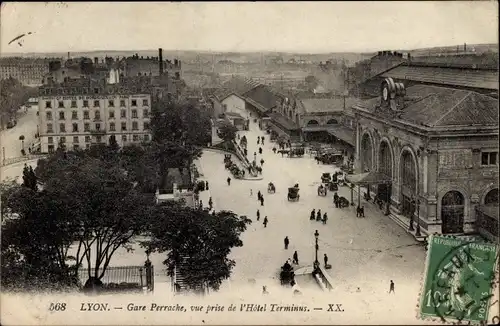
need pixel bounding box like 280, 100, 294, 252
346, 171, 392, 185
326, 126, 355, 147
302, 126, 355, 146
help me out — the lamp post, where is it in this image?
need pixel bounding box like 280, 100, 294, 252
415, 199, 421, 237
314, 230, 319, 269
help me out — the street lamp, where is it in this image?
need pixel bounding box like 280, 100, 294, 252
314, 230, 319, 269
415, 199, 421, 237
408, 196, 415, 231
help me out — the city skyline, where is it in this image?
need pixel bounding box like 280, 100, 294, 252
1, 2, 498, 54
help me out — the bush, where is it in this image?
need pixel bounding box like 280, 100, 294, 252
197, 180, 206, 192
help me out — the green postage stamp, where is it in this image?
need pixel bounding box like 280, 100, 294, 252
419, 235, 499, 323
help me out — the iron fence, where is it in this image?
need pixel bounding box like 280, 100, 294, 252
78, 265, 149, 288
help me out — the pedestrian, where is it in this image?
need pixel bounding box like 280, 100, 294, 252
227, 177, 231, 186
259, 147, 262, 154
260, 158, 264, 166
360, 206, 365, 217
206, 181, 209, 190
284, 236, 289, 250
263, 216, 268, 228
310, 209, 316, 220
256, 209, 260, 221
260, 196, 264, 206
273, 147, 277, 154
250, 189, 253, 196
389, 280, 395, 294
254, 152, 257, 161
257, 191, 262, 201
199, 200, 203, 210
293, 251, 299, 264
324, 253, 328, 268
212, 210, 216, 216
262, 285, 268, 295
334, 192, 339, 208
322, 212, 328, 224
316, 209, 322, 221
356, 206, 362, 217
257, 137, 260, 145
262, 137, 265, 145
208, 197, 213, 210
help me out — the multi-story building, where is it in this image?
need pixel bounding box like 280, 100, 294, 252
0, 57, 52, 86
120, 49, 182, 79
38, 78, 153, 153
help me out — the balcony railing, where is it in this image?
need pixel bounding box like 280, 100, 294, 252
90, 129, 106, 135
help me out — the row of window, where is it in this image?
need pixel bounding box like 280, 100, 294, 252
48, 134, 150, 144
46, 108, 149, 120
481, 152, 498, 166
46, 121, 150, 133
45, 99, 149, 109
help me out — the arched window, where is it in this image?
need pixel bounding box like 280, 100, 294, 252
307, 120, 319, 126
441, 191, 465, 234
484, 188, 499, 206
326, 119, 339, 125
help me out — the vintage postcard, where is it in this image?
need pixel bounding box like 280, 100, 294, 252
0, 2, 498, 325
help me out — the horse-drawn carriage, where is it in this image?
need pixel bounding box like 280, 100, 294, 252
288, 147, 305, 158
338, 196, 349, 208
279, 261, 295, 286
328, 181, 338, 191
317, 184, 327, 196
315, 151, 344, 165
321, 173, 331, 184
267, 182, 276, 193
287, 186, 300, 201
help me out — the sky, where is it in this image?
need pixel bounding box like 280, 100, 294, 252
0, 2, 498, 54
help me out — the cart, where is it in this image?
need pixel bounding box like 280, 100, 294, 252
267, 182, 276, 193
287, 187, 300, 201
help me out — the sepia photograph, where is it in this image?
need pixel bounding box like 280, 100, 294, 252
0, 2, 498, 325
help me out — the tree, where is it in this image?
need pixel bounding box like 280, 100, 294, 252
0, 77, 37, 129
22, 164, 37, 191
217, 121, 237, 144
305, 75, 319, 91
145, 202, 251, 292
20, 151, 156, 289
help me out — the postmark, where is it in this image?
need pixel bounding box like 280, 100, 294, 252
419, 235, 499, 324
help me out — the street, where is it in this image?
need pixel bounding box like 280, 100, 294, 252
198, 119, 432, 324
0, 106, 39, 160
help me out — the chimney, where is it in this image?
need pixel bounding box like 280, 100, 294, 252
464, 43, 467, 52
159, 48, 163, 76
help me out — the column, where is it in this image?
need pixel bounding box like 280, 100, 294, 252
426, 149, 439, 221
355, 122, 361, 173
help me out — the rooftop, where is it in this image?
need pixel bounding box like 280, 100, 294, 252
299, 98, 358, 114
212, 76, 261, 101
267, 112, 300, 131
354, 84, 499, 128
380, 65, 499, 91
242, 84, 278, 111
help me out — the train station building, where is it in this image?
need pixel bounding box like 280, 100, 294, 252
351, 59, 498, 238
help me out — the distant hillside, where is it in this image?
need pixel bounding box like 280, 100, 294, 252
1, 43, 496, 63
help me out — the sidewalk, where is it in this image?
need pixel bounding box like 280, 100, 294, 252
352, 186, 426, 242
193, 159, 216, 213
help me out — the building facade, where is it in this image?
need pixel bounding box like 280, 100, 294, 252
353, 78, 498, 236
38, 81, 152, 153
0, 57, 52, 86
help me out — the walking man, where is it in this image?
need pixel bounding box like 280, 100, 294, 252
324, 254, 328, 268
310, 209, 316, 220
322, 212, 328, 224
284, 236, 289, 250
263, 216, 268, 228
256, 209, 260, 221
316, 209, 322, 221
260, 196, 264, 206
260, 158, 264, 166
334, 192, 339, 208
227, 177, 231, 186
389, 280, 395, 294
360, 206, 365, 217
257, 191, 262, 201
259, 147, 263, 154
206, 181, 209, 190
261, 136, 265, 145
293, 251, 299, 264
